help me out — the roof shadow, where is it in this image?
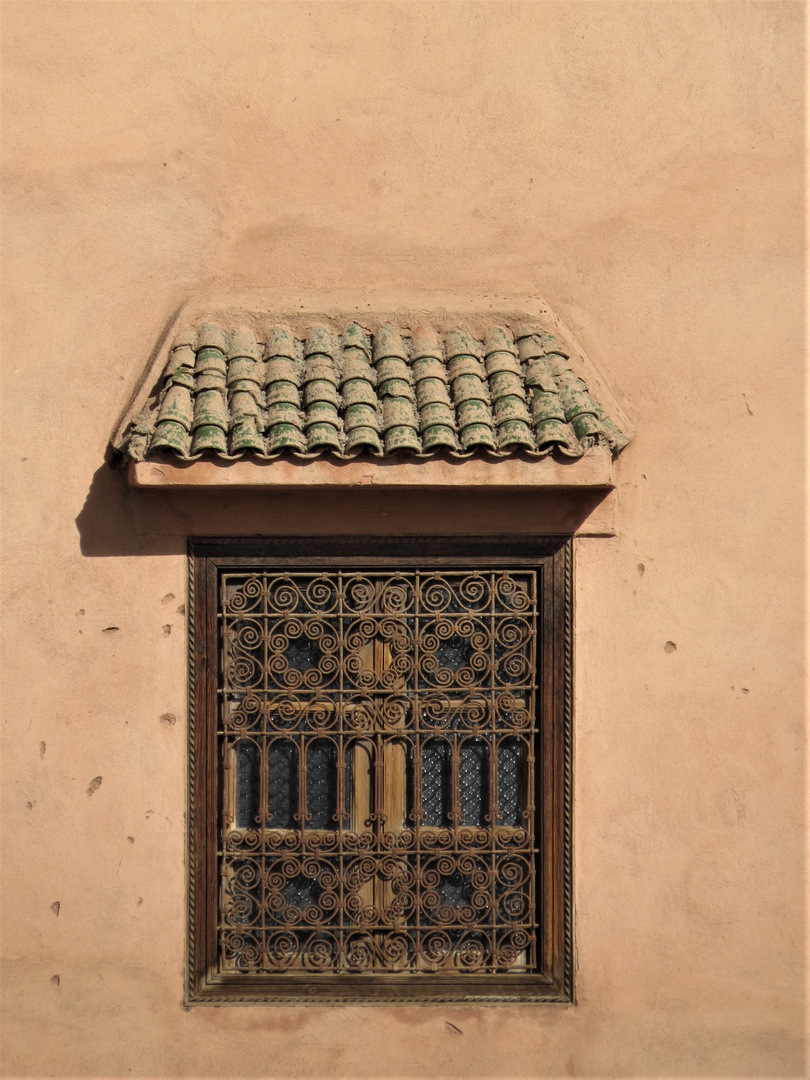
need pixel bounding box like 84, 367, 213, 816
75, 453, 612, 558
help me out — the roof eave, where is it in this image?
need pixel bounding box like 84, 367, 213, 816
128, 445, 615, 491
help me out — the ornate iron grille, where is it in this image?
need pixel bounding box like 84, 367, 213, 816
218, 568, 538, 977
188, 535, 572, 1005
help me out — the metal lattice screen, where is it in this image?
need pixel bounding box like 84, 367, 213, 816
218, 568, 538, 976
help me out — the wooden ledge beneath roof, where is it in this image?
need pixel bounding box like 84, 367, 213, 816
129, 447, 614, 491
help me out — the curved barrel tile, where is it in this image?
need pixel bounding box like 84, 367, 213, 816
341, 323, 383, 455
374, 323, 420, 454
264, 326, 306, 454
190, 324, 230, 455
303, 326, 343, 453
483, 327, 534, 453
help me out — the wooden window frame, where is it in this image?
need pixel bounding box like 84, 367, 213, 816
187, 535, 573, 1005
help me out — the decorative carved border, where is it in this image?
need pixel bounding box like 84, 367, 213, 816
563, 538, 575, 1004
186, 536, 574, 1005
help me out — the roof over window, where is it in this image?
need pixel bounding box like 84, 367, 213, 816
113, 292, 631, 491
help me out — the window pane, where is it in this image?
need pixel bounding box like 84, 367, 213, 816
459, 738, 488, 827
497, 738, 523, 827
268, 739, 298, 829
234, 740, 260, 829
421, 739, 451, 826
306, 740, 337, 829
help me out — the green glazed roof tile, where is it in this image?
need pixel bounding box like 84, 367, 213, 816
196, 324, 229, 353
149, 419, 189, 455
374, 323, 409, 363
267, 423, 307, 453
534, 418, 582, 455
189, 325, 230, 459
446, 329, 493, 452
303, 326, 342, 452
116, 312, 629, 463
305, 324, 336, 359
342, 380, 377, 408
422, 424, 458, 451
266, 326, 298, 359
265, 357, 299, 385
303, 380, 341, 408
230, 416, 265, 453
412, 326, 457, 449
306, 422, 343, 451
228, 325, 263, 362
459, 422, 497, 452
264, 326, 305, 452
374, 324, 420, 454
530, 390, 568, 425
415, 378, 453, 409
345, 426, 383, 454
376, 356, 411, 385
156, 383, 194, 428
343, 322, 372, 356
191, 424, 227, 454
341, 324, 383, 453
229, 389, 261, 419
191, 388, 229, 431
165, 343, 196, 379
496, 418, 536, 451
484, 327, 534, 450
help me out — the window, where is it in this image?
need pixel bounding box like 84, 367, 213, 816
187, 536, 572, 1003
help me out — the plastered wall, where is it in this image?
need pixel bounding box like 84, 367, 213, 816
1, 2, 804, 1077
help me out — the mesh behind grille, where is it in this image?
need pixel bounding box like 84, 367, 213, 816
306, 741, 337, 829
459, 739, 488, 827
234, 741, 260, 829
422, 739, 451, 826
268, 741, 298, 828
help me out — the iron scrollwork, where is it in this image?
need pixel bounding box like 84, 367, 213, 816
218, 568, 538, 977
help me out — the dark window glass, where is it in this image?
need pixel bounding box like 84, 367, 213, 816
234, 740, 260, 829
268, 739, 298, 829
459, 738, 488, 827
306, 739, 337, 829
421, 738, 451, 826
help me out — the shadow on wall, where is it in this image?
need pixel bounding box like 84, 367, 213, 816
74, 453, 611, 557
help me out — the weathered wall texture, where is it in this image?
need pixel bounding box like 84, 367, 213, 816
1, 2, 804, 1076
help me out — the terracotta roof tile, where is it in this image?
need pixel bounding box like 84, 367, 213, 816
117, 315, 629, 462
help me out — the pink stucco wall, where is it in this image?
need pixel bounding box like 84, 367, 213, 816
1, 2, 804, 1076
